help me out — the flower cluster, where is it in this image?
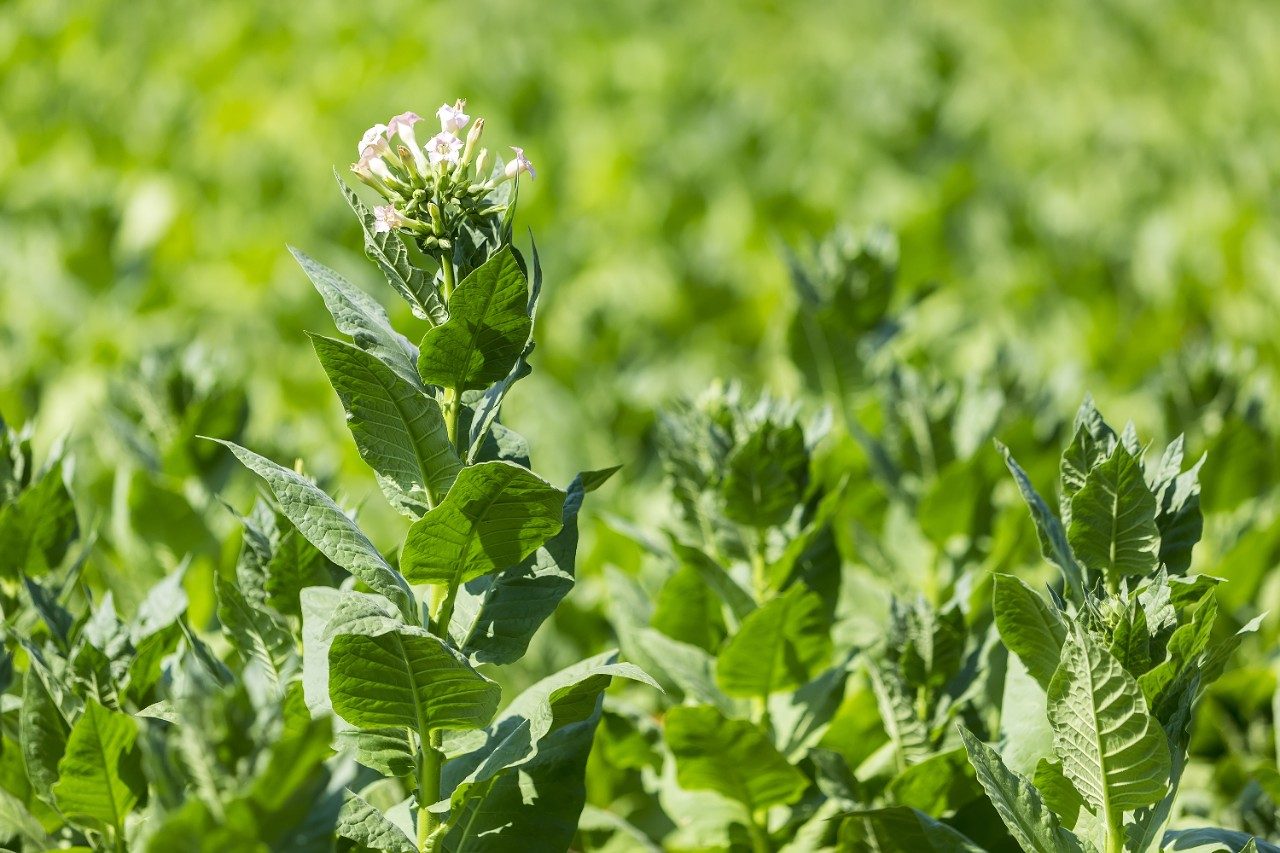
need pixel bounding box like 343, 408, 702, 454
350, 100, 534, 251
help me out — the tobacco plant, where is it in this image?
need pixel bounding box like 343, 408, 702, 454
899, 401, 1274, 853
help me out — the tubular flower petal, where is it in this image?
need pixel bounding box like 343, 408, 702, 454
505, 146, 536, 181
372, 204, 408, 234
437, 100, 470, 134
426, 132, 463, 167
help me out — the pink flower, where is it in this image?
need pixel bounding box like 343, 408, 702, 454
358, 123, 390, 156
504, 146, 536, 180
372, 205, 407, 234
425, 132, 463, 167
436, 101, 470, 134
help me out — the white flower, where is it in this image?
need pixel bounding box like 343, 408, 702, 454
425, 132, 463, 167
504, 146, 536, 180
437, 100, 470, 134
354, 150, 396, 184
387, 111, 429, 174
359, 123, 390, 156
372, 205, 407, 234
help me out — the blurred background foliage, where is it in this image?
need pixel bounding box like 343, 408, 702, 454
3, 0, 1280, 660
7, 0, 1280, 843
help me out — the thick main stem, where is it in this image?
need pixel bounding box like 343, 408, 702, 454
416, 735, 442, 851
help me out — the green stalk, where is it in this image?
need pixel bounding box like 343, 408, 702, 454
750, 528, 769, 602
416, 734, 442, 851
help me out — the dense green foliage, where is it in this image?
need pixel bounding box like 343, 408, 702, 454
4, 2, 1280, 851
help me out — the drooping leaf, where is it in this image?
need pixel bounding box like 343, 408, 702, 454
0, 460, 78, 579
998, 441, 1085, 603
867, 661, 932, 771
289, 246, 422, 389
1046, 628, 1171, 818
417, 248, 532, 391
1034, 759, 1084, 831
328, 623, 500, 733
312, 334, 462, 516
337, 175, 446, 324
715, 583, 830, 698
838, 806, 986, 852
20, 668, 69, 805
216, 440, 415, 619
993, 573, 1067, 690
664, 705, 808, 812
52, 698, 146, 834
1067, 444, 1160, 587
337, 792, 416, 853
265, 527, 338, 617
958, 726, 1084, 853
400, 460, 564, 585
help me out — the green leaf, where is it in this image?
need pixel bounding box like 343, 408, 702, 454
450, 470, 606, 665
1034, 758, 1084, 830
652, 563, 726, 651
216, 440, 415, 619
289, 246, 422, 389
720, 420, 809, 528
417, 248, 531, 391
20, 668, 69, 805
958, 726, 1084, 853
312, 334, 462, 517
0, 786, 51, 850
998, 441, 1085, 603
667, 535, 756, 625
1046, 628, 1171, 819
1153, 452, 1205, 576
328, 623, 500, 733
216, 574, 295, 686
838, 806, 986, 852
337, 792, 415, 852
443, 651, 657, 808
1068, 444, 1160, 586
888, 747, 980, 815
664, 705, 807, 811
265, 527, 337, 617
715, 583, 830, 698
1162, 828, 1279, 852
337, 174, 446, 324
0, 460, 78, 578
867, 661, 932, 772
993, 573, 1067, 690
400, 460, 565, 585
52, 698, 145, 834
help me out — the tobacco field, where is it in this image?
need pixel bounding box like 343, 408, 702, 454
2, 1, 1280, 851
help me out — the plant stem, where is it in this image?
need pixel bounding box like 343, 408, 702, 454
750, 528, 769, 602
441, 255, 457, 302
417, 734, 442, 852
747, 810, 772, 853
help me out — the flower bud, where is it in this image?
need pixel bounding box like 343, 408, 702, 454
460, 118, 485, 168
503, 146, 536, 181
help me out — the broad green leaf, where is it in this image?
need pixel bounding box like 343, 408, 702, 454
1034, 758, 1084, 830
328, 623, 499, 733
417, 248, 531, 391
216, 575, 295, 686
334, 729, 414, 777
300, 586, 347, 715
1046, 629, 1171, 818
1108, 599, 1151, 677
867, 661, 932, 772
337, 175, 446, 324
651, 563, 726, 651
1068, 444, 1160, 586
998, 441, 1085, 603
265, 527, 337, 617
838, 806, 986, 852
400, 460, 564, 585
1139, 593, 1219, 722
443, 652, 657, 808
0, 786, 51, 850
52, 698, 145, 834
465, 346, 534, 464
451, 470, 608, 665
667, 535, 756, 625
20, 667, 69, 805
664, 705, 807, 811
896, 597, 966, 690
444, 684, 607, 853
217, 440, 415, 619
1153, 452, 1205, 576
312, 334, 461, 516
769, 651, 857, 760
1162, 828, 1279, 852
289, 245, 423, 389
993, 573, 1067, 690
0, 460, 78, 578
888, 747, 980, 815
1061, 403, 1118, 519
715, 583, 830, 698
131, 563, 190, 642
720, 419, 809, 528
959, 726, 1083, 853
337, 792, 415, 852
